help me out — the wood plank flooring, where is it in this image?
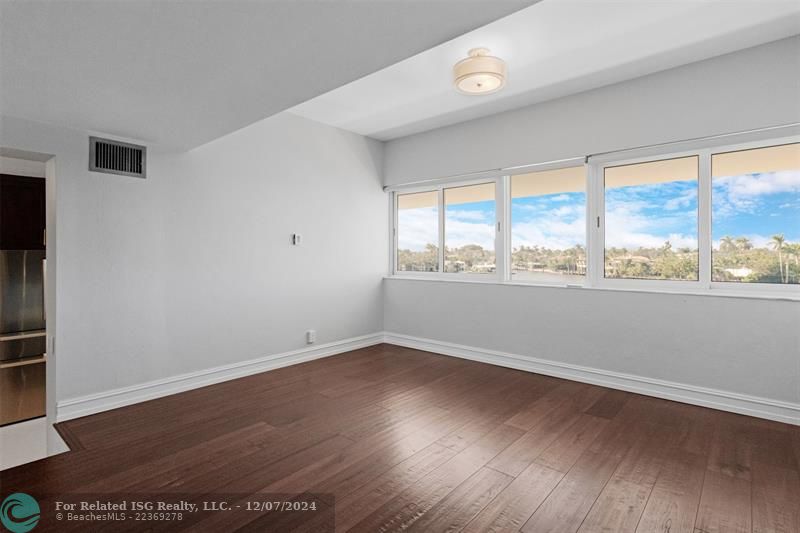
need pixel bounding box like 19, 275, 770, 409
1, 344, 798, 532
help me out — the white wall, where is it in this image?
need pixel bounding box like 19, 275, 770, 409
382, 37, 800, 421
155, 115, 386, 386
384, 280, 800, 407
385, 36, 800, 184
0, 112, 386, 408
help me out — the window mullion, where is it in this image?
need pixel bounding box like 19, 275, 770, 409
437, 188, 445, 274
391, 192, 398, 275
698, 151, 712, 287
588, 162, 604, 287
497, 176, 510, 282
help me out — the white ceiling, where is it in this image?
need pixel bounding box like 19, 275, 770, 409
290, 0, 800, 141
0, 0, 538, 149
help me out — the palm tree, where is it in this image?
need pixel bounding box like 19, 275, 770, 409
735, 237, 752, 250
720, 236, 735, 252
770, 234, 786, 283
786, 243, 800, 283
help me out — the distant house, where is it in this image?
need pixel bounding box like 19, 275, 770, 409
724, 267, 753, 278
445, 260, 466, 273
472, 263, 496, 273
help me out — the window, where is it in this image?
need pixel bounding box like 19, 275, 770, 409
396, 190, 438, 272
603, 156, 699, 281
712, 143, 800, 284
444, 183, 496, 274
511, 166, 585, 283
390, 134, 798, 299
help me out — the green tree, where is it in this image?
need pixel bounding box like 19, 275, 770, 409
786, 242, 800, 284
720, 236, 736, 252
734, 237, 752, 250
397, 243, 438, 272
770, 234, 786, 283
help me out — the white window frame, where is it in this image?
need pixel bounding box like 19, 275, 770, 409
589, 149, 704, 291
392, 186, 442, 277
392, 176, 504, 282
707, 135, 800, 297
389, 134, 800, 300
589, 135, 800, 297
507, 159, 590, 287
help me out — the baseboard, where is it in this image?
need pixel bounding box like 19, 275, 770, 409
56, 331, 799, 426
383, 332, 800, 426
56, 332, 384, 422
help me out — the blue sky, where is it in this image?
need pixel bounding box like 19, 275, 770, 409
712, 170, 800, 247
605, 180, 698, 250
398, 170, 800, 252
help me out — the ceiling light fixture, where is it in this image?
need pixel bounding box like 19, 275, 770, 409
453, 48, 506, 95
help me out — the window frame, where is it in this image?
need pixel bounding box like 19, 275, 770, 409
590, 135, 800, 296
389, 134, 800, 300
393, 188, 442, 276
707, 136, 800, 296
392, 176, 504, 281
506, 159, 589, 287
589, 149, 704, 291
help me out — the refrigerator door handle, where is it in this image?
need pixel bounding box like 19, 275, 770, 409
42, 258, 47, 323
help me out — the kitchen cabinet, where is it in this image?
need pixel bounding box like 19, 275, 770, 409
1, 174, 46, 251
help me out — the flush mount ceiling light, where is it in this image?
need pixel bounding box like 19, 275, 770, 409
453, 47, 507, 95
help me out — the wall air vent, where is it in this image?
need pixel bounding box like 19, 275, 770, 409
89, 136, 146, 178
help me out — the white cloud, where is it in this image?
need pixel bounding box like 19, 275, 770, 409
512, 217, 585, 250
446, 209, 492, 222
606, 229, 697, 250
444, 217, 495, 249
515, 203, 546, 213
397, 207, 437, 251
550, 204, 584, 218
511, 203, 585, 250
715, 170, 800, 198
605, 197, 697, 250
397, 207, 496, 251
664, 188, 697, 210
714, 170, 800, 216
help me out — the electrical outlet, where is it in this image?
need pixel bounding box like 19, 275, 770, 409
306, 329, 316, 344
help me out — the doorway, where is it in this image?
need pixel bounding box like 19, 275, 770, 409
0, 148, 63, 469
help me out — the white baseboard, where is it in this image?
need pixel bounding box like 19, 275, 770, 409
56, 333, 384, 422
56, 331, 799, 426
383, 332, 800, 426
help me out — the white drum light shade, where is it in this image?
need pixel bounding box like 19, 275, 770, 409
453, 48, 506, 95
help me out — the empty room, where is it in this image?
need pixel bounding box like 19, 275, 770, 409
0, 0, 798, 532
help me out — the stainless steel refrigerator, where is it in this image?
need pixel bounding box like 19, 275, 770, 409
0, 250, 46, 425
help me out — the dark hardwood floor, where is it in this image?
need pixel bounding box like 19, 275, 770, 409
2, 344, 798, 532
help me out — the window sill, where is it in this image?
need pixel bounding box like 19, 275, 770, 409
384, 275, 800, 302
